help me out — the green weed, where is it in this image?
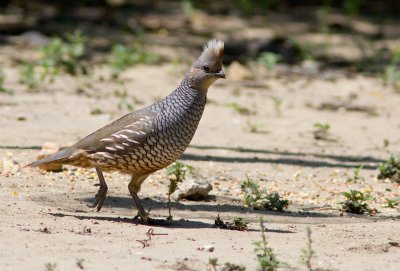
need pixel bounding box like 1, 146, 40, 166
384, 198, 400, 208
347, 166, 364, 183
313, 123, 332, 141
377, 155, 400, 183
383, 139, 390, 148
246, 120, 263, 133
208, 257, 246, 271
115, 86, 134, 111
300, 227, 324, 271
222, 263, 246, 271
241, 177, 289, 212
166, 161, 193, 221
227, 102, 253, 115
340, 190, 373, 214
44, 262, 57, 271
258, 52, 280, 69
344, 0, 366, 15
208, 258, 219, 271
269, 96, 282, 116
383, 46, 400, 90
181, 0, 197, 15
40, 30, 88, 76
108, 43, 160, 78
20, 64, 39, 89
90, 108, 103, 115
20, 30, 88, 89
231, 217, 249, 231
214, 214, 249, 231
0, 70, 13, 95
254, 217, 280, 271
296, 41, 317, 62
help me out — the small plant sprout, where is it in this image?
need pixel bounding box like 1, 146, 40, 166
377, 155, 400, 183
19, 30, 88, 89
383, 46, 400, 90
254, 217, 280, 271
108, 43, 160, 78
383, 139, 390, 148
166, 161, 193, 221
258, 52, 280, 69
347, 166, 364, 183
221, 263, 247, 271
207, 255, 246, 271
246, 120, 263, 133
0, 69, 13, 95
208, 258, 219, 271
241, 176, 289, 212
300, 227, 319, 271
384, 198, 399, 208
313, 123, 333, 141
231, 217, 249, 231
340, 190, 374, 214
353, 166, 363, 180
214, 215, 249, 231
227, 102, 254, 115
40, 30, 88, 76
269, 96, 282, 116
20, 64, 39, 89
115, 84, 135, 111
44, 262, 57, 271
181, 0, 197, 16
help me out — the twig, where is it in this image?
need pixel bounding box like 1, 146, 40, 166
136, 228, 168, 248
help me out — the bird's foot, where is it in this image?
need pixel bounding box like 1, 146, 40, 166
133, 208, 151, 224
87, 183, 108, 211
132, 210, 171, 226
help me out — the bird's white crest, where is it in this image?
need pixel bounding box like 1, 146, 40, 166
200, 39, 224, 60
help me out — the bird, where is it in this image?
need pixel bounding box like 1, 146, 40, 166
28, 39, 225, 224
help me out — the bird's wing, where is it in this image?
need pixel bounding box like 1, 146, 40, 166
75, 108, 157, 155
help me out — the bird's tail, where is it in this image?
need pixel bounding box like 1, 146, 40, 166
27, 147, 74, 167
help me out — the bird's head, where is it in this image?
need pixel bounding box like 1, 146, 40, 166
187, 39, 225, 91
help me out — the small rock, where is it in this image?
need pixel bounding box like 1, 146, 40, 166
301, 60, 319, 74
227, 61, 254, 81
173, 177, 212, 201
16, 114, 27, 121
7, 30, 50, 46
36, 142, 62, 171
199, 245, 215, 252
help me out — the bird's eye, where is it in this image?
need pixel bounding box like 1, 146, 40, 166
202, 65, 210, 72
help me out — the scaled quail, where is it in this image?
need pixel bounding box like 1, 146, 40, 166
28, 39, 225, 223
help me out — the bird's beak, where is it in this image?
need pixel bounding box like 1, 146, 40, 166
215, 70, 226, 79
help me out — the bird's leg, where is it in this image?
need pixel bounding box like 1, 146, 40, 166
132, 192, 149, 224
88, 167, 108, 211
128, 175, 150, 224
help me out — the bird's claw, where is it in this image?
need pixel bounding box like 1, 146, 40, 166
87, 183, 108, 211
133, 212, 171, 226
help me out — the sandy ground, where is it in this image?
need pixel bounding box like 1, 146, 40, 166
1, 62, 399, 271
1, 11, 400, 270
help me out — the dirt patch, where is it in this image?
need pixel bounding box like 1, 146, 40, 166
1, 4, 400, 271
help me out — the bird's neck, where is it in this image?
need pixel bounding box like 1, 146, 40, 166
181, 72, 214, 93
150, 78, 207, 114
177, 76, 209, 98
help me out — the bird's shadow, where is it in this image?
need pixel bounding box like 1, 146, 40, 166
81, 195, 338, 218
48, 212, 212, 229
47, 212, 294, 233
80, 196, 400, 221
